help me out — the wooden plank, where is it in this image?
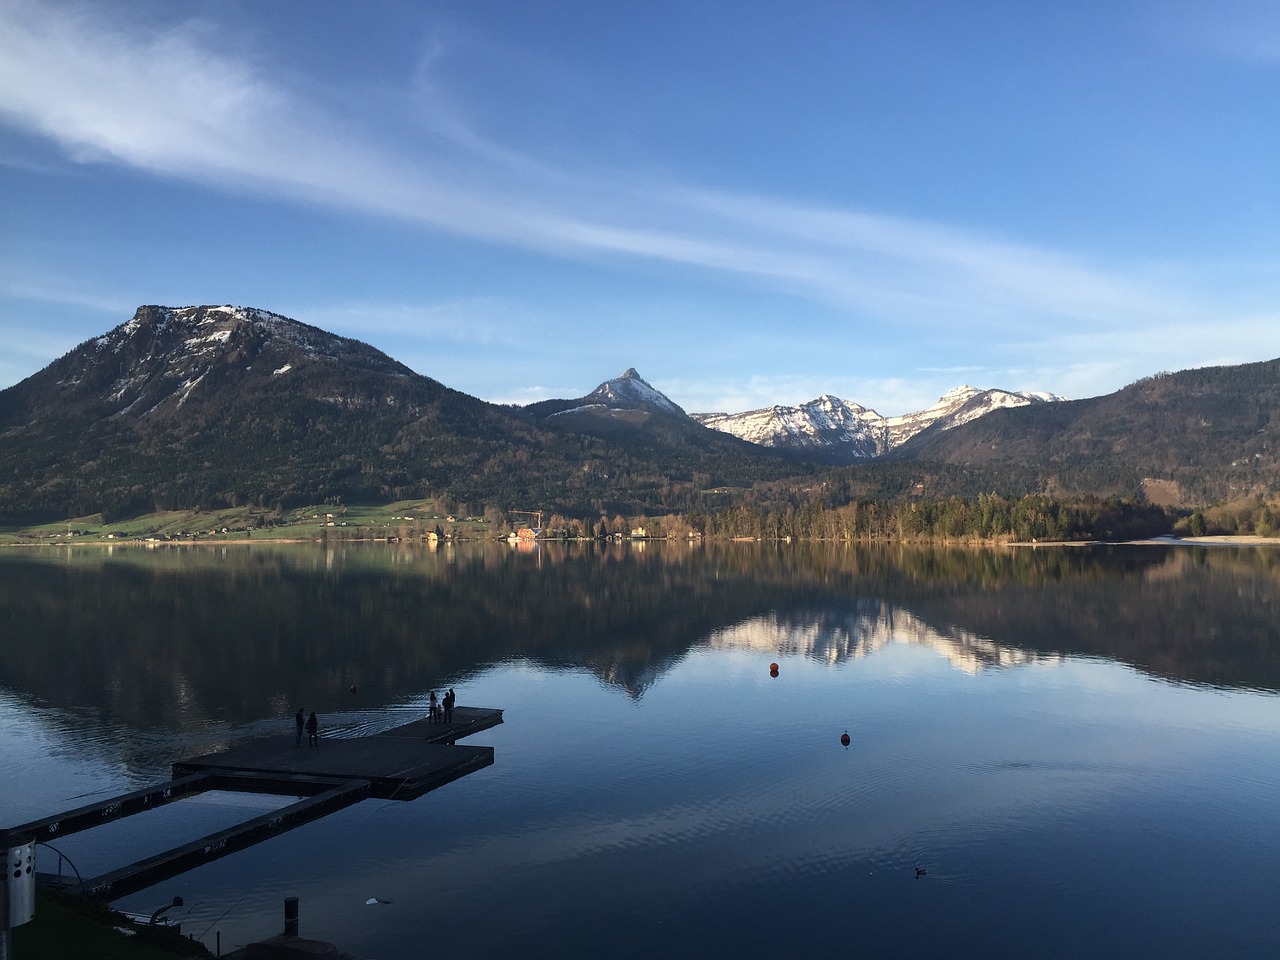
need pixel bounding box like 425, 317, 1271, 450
174, 733, 496, 800
379, 706, 504, 744
175, 743, 494, 800
81, 779, 372, 900
11, 773, 213, 842
385, 746, 493, 801
18, 706, 503, 901
203, 770, 374, 798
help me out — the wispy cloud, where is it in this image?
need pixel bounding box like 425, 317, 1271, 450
989, 310, 1280, 404
657, 188, 1186, 328
0, 270, 137, 315
302, 298, 538, 349
0, 0, 1199, 349
0, 320, 89, 387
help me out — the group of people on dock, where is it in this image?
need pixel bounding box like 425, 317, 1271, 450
291, 688, 456, 745
428, 688, 455, 724
294, 708, 318, 746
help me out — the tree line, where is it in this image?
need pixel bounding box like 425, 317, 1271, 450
639, 493, 1172, 542
479, 493, 1170, 543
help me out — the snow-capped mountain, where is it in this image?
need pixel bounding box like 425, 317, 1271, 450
693, 385, 1064, 464
523, 367, 692, 425
693, 395, 884, 462
2, 307, 819, 523
6, 301, 1280, 523
50, 303, 421, 421
548, 368, 686, 418
884, 385, 1063, 449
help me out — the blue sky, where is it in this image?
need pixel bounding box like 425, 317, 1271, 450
1, 0, 1277, 415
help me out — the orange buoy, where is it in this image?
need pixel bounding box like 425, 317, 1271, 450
769, 662, 779, 677
840, 731, 851, 748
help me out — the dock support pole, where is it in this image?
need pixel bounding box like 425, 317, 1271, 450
284, 896, 299, 937
2, 830, 37, 960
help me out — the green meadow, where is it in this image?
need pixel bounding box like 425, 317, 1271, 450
0, 500, 499, 545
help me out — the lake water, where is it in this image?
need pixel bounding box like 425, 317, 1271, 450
2, 541, 1279, 958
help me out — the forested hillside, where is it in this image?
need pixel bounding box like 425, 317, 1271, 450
894, 359, 1280, 504
0, 306, 807, 523
3, 305, 1279, 528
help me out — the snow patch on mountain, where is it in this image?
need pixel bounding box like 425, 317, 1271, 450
548, 402, 610, 418
694, 385, 1064, 462
184, 327, 233, 354
883, 385, 1064, 448
695, 395, 884, 459
81, 304, 412, 419
583, 368, 685, 415
176, 372, 207, 407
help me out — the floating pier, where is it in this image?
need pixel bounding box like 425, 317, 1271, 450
175, 706, 503, 800
18, 707, 502, 900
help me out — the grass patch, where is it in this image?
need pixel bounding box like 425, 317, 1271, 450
0, 499, 502, 545
12, 889, 212, 959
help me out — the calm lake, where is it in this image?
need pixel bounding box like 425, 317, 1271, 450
2, 540, 1279, 958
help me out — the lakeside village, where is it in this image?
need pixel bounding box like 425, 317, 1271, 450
12, 492, 1274, 547
11, 503, 683, 546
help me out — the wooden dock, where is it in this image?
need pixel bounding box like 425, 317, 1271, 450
174, 707, 504, 800
20, 707, 503, 900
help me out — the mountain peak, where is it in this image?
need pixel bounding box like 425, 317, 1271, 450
41, 304, 419, 422
691, 395, 885, 463
584, 368, 685, 416
692, 384, 1064, 463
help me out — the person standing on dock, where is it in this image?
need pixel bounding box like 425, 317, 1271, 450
443, 688, 454, 724
295, 708, 305, 747
307, 711, 318, 746
428, 690, 440, 723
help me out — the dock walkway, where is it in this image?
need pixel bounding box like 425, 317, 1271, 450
174, 707, 504, 800
18, 706, 503, 900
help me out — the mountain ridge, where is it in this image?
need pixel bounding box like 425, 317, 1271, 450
0, 305, 806, 523
886, 361, 1280, 503
691, 385, 1064, 464
4, 303, 1280, 523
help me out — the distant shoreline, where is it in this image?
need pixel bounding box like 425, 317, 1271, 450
1010, 535, 1280, 547
8, 533, 1280, 549
1148, 534, 1280, 546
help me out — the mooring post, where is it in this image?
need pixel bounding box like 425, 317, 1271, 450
284, 896, 299, 937
2, 830, 37, 960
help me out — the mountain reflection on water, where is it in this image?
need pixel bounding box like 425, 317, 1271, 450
708, 603, 1054, 674
2, 540, 1279, 729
